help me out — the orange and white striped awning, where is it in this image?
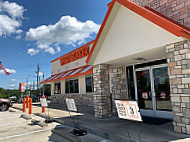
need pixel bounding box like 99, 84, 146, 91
41, 65, 93, 84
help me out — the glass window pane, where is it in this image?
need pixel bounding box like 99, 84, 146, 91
86, 77, 93, 93
54, 83, 61, 94
74, 79, 79, 93
70, 80, 74, 93
153, 67, 172, 111
136, 70, 152, 110
126, 66, 135, 100
65, 81, 69, 93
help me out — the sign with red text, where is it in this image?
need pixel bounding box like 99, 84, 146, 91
19, 83, 25, 93
66, 98, 77, 112
60, 46, 89, 66
115, 100, 142, 122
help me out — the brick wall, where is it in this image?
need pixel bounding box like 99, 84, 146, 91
51, 93, 94, 107
166, 39, 190, 134
130, 0, 190, 28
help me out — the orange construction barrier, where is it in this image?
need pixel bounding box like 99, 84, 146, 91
26, 96, 29, 108
29, 98, 32, 114
42, 95, 45, 113
23, 98, 26, 112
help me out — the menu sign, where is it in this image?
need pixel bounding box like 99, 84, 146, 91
115, 100, 142, 122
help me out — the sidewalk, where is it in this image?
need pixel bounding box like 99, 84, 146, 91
12, 103, 190, 142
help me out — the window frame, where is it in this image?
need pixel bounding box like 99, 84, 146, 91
65, 78, 79, 94
85, 76, 94, 93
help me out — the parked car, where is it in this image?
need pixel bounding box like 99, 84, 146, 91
32, 95, 42, 102
9, 96, 17, 103
0, 98, 12, 111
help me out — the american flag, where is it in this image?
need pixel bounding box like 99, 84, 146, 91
0, 61, 11, 75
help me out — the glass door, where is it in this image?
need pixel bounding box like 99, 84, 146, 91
152, 66, 172, 119
136, 68, 154, 117
135, 65, 172, 119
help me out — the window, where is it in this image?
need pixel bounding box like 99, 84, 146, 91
86, 76, 94, 93
65, 79, 79, 93
54, 83, 61, 94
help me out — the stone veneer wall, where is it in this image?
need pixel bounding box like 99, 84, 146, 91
110, 66, 127, 113
51, 93, 94, 107
93, 64, 112, 118
130, 0, 190, 28
166, 39, 190, 134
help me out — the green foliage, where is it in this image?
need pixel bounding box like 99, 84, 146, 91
0, 88, 20, 99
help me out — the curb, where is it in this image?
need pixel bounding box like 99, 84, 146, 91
52, 127, 81, 142
21, 114, 32, 120
31, 119, 48, 127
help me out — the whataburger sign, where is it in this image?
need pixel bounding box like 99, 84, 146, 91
60, 46, 89, 66
115, 100, 142, 122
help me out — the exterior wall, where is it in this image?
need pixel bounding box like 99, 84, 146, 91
51, 83, 54, 96
93, 64, 112, 118
79, 76, 86, 94
61, 80, 65, 94
94, 4, 183, 65
166, 39, 190, 134
130, 0, 190, 28
50, 93, 94, 107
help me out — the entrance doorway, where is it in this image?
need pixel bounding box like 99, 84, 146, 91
135, 64, 172, 119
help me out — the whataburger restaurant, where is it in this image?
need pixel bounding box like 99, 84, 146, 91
43, 0, 190, 134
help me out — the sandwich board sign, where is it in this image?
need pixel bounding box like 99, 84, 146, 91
66, 98, 77, 112
40, 98, 48, 107
115, 100, 142, 122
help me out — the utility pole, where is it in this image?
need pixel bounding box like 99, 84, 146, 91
43, 72, 45, 96
26, 77, 28, 96
35, 64, 40, 95
39, 76, 41, 96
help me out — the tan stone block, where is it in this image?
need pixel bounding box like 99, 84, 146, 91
182, 78, 190, 84
186, 125, 190, 134
174, 125, 182, 133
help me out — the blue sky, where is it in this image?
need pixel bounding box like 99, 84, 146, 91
0, 0, 111, 89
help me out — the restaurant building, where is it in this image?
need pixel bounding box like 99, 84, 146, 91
43, 41, 94, 106
43, 0, 190, 134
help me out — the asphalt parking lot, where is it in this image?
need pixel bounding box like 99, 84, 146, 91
0, 108, 111, 142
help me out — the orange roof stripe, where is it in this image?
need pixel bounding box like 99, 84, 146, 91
40, 65, 93, 84
86, 0, 190, 64
51, 40, 94, 63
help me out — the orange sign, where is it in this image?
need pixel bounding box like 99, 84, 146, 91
60, 46, 89, 66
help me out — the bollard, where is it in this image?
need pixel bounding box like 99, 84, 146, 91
29, 98, 32, 114
26, 96, 29, 108
42, 95, 45, 113
23, 98, 26, 112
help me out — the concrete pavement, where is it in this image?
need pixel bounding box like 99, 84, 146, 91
0, 107, 111, 142
12, 103, 190, 142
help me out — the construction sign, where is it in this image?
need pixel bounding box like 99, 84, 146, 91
66, 98, 77, 112
115, 100, 142, 122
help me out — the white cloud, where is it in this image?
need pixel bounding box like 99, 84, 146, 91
0, 1, 25, 37
0, 68, 16, 74
27, 48, 40, 56
10, 84, 16, 87
39, 72, 44, 76
26, 15, 100, 55
11, 79, 17, 81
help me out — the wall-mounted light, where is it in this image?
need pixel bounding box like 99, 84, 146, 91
133, 57, 146, 61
